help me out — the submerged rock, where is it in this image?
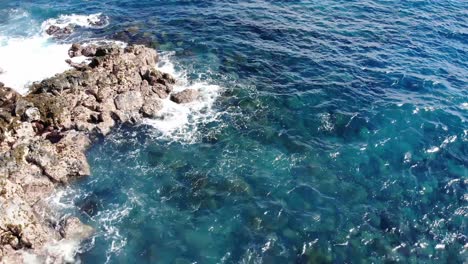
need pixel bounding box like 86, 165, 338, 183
87, 14, 108, 27
0, 43, 178, 262
170, 89, 199, 104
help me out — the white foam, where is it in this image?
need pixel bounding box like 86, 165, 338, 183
318, 113, 334, 132
461, 102, 468, 110
1, 10, 224, 263
143, 52, 223, 143
0, 12, 109, 94
425, 146, 440, 154
21, 251, 42, 264
435, 243, 446, 250
45, 239, 82, 264
0, 36, 71, 94
41, 13, 109, 34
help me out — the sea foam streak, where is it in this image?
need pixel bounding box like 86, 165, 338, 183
0, 12, 108, 94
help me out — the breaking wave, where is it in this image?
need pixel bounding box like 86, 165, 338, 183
0, 11, 109, 94
144, 51, 223, 143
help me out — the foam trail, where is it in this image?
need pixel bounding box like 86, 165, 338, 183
143, 52, 223, 143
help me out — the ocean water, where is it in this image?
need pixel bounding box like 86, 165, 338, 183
1, 0, 467, 263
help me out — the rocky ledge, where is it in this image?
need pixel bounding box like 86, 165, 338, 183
0, 44, 196, 263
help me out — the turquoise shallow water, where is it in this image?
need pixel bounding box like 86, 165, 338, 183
1, 0, 467, 263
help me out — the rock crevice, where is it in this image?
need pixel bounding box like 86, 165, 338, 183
0, 44, 181, 263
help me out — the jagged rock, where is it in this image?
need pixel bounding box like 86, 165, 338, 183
65, 59, 88, 71
0, 87, 18, 112
13, 123, 36, 142
68, 43, 82, 58
0, 109, 12, 124
45, 25, 60, 35
81, 45, 97, 57
45, 25, 74, 37
141, 97, 163, 118
23, 107, 41, 122
114, 91, 144, 112
152, 83, 172, 99
0, 43, 178, 262
60, 217, 94, 240
0, 179, 56, 250
88, 14, 108, 27
14, 98, 33, 118
62, 26, 73, 35
170, 89, 200, 104
95, 45, 122, 57
26, 140, 67, 183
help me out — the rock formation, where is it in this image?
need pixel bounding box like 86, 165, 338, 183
0, 43, 180, 263
170, 89, 199, 104
45, 25, 74, 38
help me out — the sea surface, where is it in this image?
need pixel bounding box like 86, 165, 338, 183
0, 0, 467, 263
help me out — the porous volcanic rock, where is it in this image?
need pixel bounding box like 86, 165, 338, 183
0, 43, 178, 263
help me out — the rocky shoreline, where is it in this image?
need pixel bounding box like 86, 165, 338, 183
0, 43, 198, 263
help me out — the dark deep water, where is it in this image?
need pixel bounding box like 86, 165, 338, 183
1, 0, 467, 263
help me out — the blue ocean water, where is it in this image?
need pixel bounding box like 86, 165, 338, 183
1, 0, 467, 263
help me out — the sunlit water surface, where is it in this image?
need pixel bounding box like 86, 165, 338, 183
0, 0, 467, 263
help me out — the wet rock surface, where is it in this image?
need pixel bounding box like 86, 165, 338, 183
45, 25, 74, 38
0, 43, 181, 263
170, 89, 199, 104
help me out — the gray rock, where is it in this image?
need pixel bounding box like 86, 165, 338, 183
81, 45, 97, 57
60, 217, 94, 240
45, 25, 74, 37
87, 14, 108, 27
0, 86, 19, 106
24, 107, 41, 122
62, 25, 74, 35
114, 91, 144, 111
170, 89, 199, 104
141, 98, 163, 118
0, 44, 179, 262
152, 83, 171, 99
45, 25, 60, 35
66, 59, 88, 70
95, 45, 121, 57
14, 98, 33, 118
68, 43, 82, 58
